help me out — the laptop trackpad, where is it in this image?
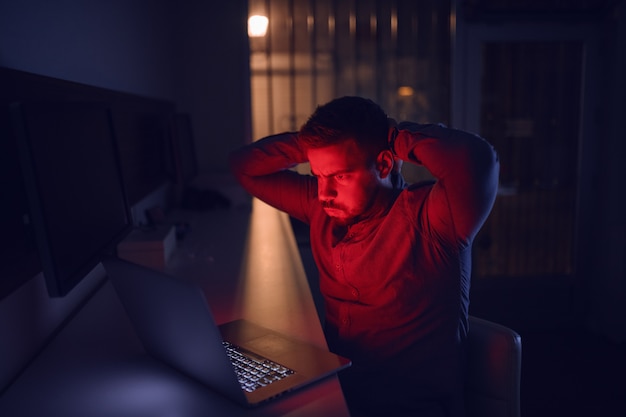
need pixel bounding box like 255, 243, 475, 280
245, 334, 298, 357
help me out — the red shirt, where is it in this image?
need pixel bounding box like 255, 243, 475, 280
230, 122, 499, 414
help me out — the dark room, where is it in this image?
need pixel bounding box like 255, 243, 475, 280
1, 1, 624, 416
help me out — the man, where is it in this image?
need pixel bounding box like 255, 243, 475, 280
230, 96, 499, 416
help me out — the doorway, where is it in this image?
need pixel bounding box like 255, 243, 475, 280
452, 6, 602, 327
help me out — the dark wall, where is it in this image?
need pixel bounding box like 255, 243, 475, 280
0, 0, 251, 173
0, 0, 251, 391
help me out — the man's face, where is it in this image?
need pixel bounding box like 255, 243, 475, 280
307, 139, 383, 226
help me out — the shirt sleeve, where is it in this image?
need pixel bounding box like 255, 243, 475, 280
229, 132, 316, 223
392, 122, 500, 247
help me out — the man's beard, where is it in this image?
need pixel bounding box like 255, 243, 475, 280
321, 201, 359, 226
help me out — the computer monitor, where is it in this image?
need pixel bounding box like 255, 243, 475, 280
0, 108, 40, 301
112, 108, 175, 206
170, 112, 198, 186
11, 101, 132, 297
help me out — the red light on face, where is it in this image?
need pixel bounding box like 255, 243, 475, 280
308, 141, 384, 226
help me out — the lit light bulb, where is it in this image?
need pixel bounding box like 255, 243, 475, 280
397, 86, 414, 97
248, 15, 269, 37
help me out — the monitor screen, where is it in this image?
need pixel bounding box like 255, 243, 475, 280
11, 101, 132, 297
112, 108, 174, 206
0, 107, 40, 301
170, 113, 197, 185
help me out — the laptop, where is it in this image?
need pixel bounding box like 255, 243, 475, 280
103, 257, 351, 407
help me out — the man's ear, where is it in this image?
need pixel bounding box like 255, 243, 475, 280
376, 149, 395, 179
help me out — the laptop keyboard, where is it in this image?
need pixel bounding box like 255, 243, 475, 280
222, 341, 295, 392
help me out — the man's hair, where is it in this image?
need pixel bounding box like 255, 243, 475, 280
298, 96, 389, 155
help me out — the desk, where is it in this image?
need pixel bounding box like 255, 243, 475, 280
0, 199, 350, 417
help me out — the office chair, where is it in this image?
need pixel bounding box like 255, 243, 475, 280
465, 316, 522, 417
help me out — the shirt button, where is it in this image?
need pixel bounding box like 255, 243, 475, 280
341, 317, 350, 325
335, 263, 342, 270
351, 288, 359, 299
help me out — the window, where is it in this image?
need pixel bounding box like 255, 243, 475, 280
248, 0, 451, 184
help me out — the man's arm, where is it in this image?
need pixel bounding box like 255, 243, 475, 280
229, 132, 315, 221
390, 122, 499, 246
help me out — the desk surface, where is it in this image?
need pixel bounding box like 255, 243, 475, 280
0, 199, 350, 417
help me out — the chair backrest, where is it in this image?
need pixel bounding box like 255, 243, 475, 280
465, 316, 522, 417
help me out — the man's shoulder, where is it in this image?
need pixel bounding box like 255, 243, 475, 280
406, 180, 436, 190
401, 180, 436, 198
392, 180, 435, 212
